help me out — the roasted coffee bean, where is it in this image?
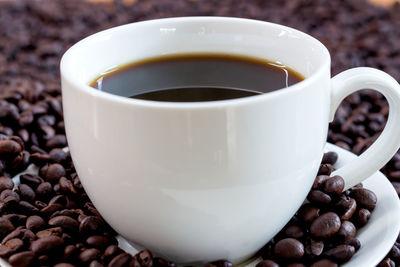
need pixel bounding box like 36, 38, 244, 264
297, 204, 320, 224
322, 152, 338, 165
79, 247, 101, 263
0, 218, 15, 239
310, 259, 338, 267
136, 249, 153, 267
284, 225, 304, 239
153, 257, 176, 267
355, 208, 371, 226
49, 215, 79, 232
312, 175, 329, 190
0, 238, 24, 257
209, 260, 233, 267
2, 214, 26, 227
26, 215, 46, 231
286, 264, 305, 267
50, 148, 69, 162
79, 216, 105, 236
64, 244, 77, 259
336, 221, 356, 242
59, 176, 77, 194
54, 264, 75, 267
344, 238, 361, 252
0, 139, 22, 158
377, 258, 395, 267
87, 235, 110, 248
18, 183, 35, 202
36, 181, 53, 199
0, 176, 14, 192
91, 260, 105, 267
310, 212, 341, 239
43, 163, 66, 183
40, 203, 63, 214
19, 200, 39, 214
305, 238, 324, 256
350, 188, 377, 211
30, 235, 64, 254
335, 196, 357, 221
109, 252, 132, 267
318, 164, 334, 175
274, 238, 304, 259
46, 134, 67, 149
30, 152, 51, 165
324, 244, 355, 262
0, 189, 20, 202
307, 190, 332, 205
19, 174, 43, 189
36, 227, 63, 238
8, 250, 35, 267
255, 260, 279, 267
323, 176, 345, 195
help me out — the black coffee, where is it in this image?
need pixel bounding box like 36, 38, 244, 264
90, 54, 304, 102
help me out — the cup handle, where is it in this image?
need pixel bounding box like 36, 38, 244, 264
329, 67, 400, 190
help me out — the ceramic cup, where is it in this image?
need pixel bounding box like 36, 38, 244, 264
60, 17, 400, 264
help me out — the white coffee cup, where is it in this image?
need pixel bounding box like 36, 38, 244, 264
60, 17, 400, 264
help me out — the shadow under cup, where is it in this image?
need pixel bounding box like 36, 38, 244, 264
60, 17, 331, 264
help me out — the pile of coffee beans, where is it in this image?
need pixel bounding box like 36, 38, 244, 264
0, 0, 399, 266
256, 152, 378, 267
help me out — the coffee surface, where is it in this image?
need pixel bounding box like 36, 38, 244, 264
90, 54, 304, 102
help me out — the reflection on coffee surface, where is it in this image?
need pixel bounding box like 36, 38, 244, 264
90, 54, 304, 102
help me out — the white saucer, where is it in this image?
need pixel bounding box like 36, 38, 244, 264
1, 143, 399, 267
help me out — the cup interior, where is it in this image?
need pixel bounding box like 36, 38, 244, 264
61, 17, 330, 96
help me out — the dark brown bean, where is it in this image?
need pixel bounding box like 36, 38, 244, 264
350, 188, 377, 211
310, 259, 338, 267
36, 181, 53, 199
307, 190, 332, 205
30, 235, 64, 254
335, 196, 357, 221
108, 252, 132, 267
310, 212, 341, 239
305, 238, 324, 256
36, 227, 63, 238
322, 152, 338, 165
46, 134, 67, 148
312, 175, 329, 190
336, 221, 356, 242
297, 204, 320, 224
79, 248, 101, 263
49, 215, 79, 232
91, 260, 106, 267
318, 164, 334, 175
323, 175, 345, 195
43, 163, 66, 184
0, 176, 14, 192
355, 208, 371, 226
0, 139, 22, 158
255, 260, 279, 267
26, 215, 46, 231
8, 251, 35, 267
0, 218, 15, 240
79, 216, 105, 235
324, 244, 355, 262
344, 238, 361, 252
87, 235, 110, 248
136, 249, 153, 267
284, 225, 304, 239
274, 238, 304, 259
54, 264, 75, 267
105, 245, 123, 259
18, 183, 35, 202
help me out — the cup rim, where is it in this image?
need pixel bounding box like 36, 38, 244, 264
60, 16, 331, 109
